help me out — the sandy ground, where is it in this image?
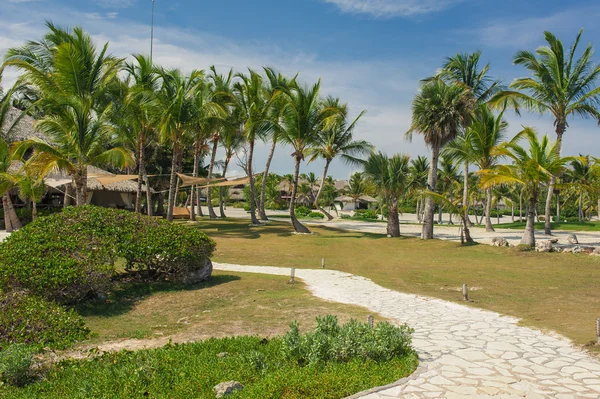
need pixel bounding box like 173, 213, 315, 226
219, 207, 600, 248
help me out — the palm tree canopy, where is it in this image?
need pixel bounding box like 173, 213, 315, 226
363, 151, 411, 202
407, 80, 475, 149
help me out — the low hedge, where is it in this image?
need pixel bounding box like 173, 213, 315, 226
0, 206, 216, 304
0, 290, 88, 350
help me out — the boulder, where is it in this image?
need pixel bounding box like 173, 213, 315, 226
594, 247, 600, 255
214, 381, 244, 398
535, 240, 553, 253
491, 237, 509, 247
567, 234, 579, 245
171, 259, 213, 285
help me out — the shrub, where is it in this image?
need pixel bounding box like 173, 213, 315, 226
355, 209, 379, 220
0, 344, 35, 386
0, 206, 216, 304
0, 290, 89, 349
307, 211, 325, 219
340, 214, 351, 219
282, 315, 413, 367
231, 202, 246, 209
295, 206, 312, 217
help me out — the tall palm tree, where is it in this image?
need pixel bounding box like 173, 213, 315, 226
408, 155, 429, 223
122, 54, 161, 216
6, 24, 132, 205
567, 155, 595, 222
307, 99, 372, 220
234, 69, 277, 225
155, 68, 207, 221
437, 155, 462, 224
479, 128, 571, 246
345, 172, 370, 211
432, 51, 500, 227
16, 172, 46, 221
363, 152, 411, 237
407, 80, 474, 239
278, 81, 341, 233
0, 138, 22, 231
491, 30, 600, 234
218, 122, 245, 218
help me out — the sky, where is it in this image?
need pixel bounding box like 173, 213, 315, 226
1, 0, 600, 178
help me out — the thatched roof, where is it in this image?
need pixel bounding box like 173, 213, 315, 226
334, 180, 349, 191
1, 107, 47, 143
335, 195, 378, 203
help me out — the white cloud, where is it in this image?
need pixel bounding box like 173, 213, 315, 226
97, 0, 136, 9
321, 0, 463, 17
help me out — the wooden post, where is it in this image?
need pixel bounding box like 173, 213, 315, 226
462, 284, 469, 301
596, 318, 600, 344
367, 315, 374, 328
322, 258, 325, 269
289, 268, 295, 284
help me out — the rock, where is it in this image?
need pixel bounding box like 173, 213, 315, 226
171, 259, 213, 285
214, 381, 243, 398
548, 238, 559, 244
535, 240, 553, 253
216, 352, 229, 358
572, 246, 582, 254
594, 247, 600, 255
491, 237, 509, 247
95, 292, 107, 302
567, 234, 579, 245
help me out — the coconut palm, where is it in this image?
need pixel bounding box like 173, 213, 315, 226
408, 155, 429, 223
479, 128, 571, 246
307, 99, 372, 220
16, 172, 46, 221
407, 80, 474, 239
566, 155, 595, 222
491, 30, 600, 234
218, 122, 245, 218
437, 155, 462, 224
6, 25, 132, 206
345, 172, 370, 211
363, 152, 411, 237
277, 80, 342, 233
0, 138, 22, 231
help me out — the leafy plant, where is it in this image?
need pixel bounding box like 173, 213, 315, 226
294, 206, 312, 217
0, 344, 35, 387
307, 211, 325, 219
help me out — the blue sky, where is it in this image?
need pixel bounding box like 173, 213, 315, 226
2, 0, 600, 178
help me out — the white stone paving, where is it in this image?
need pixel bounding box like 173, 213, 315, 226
214, 262, 600, 399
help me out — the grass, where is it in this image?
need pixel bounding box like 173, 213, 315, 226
196, 218, 600, 352
77, 271, 382, 344
1, 335, 418, 399
495, 220, 600, 232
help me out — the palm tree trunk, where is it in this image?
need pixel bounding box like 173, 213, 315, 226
74, 166, 88, 206
247, 140, 260, 225
219, 158, 230, 218
290, 155, 310, 233
387, 200, 400, 237
578, 189, 583, 222
422, 145, 439, 240
190, 142, 200, 221
207, 137, 219, 219
521, 196, 537, 246
416, 198, 421, 223
166, 143, 180, 222
519, 191, 523, 222
314, 159, 334, 221
135, 133, 144, 214
485, 187, 495, 232
544, 124, 565, 234
4, 194, 21, 231
145, 175, 153, 217
64, 184, 73, 208
597, 198, 600, 220
556, 192, 560, 223
438, 205, 443, 224
2, 194, 12, 232
511, 203, 515, 223
259, 138, 277, 221
31, 200, 37, 221
463, 162, 472, 226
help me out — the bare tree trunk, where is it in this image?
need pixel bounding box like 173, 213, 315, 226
135, 134, 144, 214
166, 143, 180, 222
438, 205, 443, 224
544, 125, 564, 235
2, 194, 13, 232
190, 143, 200, 220
247, 140, 260, 225
519, 191, 523, 222
314, 159, 334, 220
521, 196, 537, 246
4, 194, 21, 230
290, 155, 311, 233
556, 192, 560, 223
578, 190, 583, 223
207, 137, 219, 219
219, 158, 230, 218
422, 145, 439, 239
485, 187, 495, 232
387, 200, 400, 237
416, 198, 422, 223
463, 162, 472, 226
31, 200, 37, 221
64, 184, 73, 208
597, 198, 600, 220
259, 138, 277, 221
74, 166, 88, 206
511, 203, 514, 222
157, 192, 165, 216
145, 175, 152, 217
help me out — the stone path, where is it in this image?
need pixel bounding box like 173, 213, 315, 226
214, 262, 600, 399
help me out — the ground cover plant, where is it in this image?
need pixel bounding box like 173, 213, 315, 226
1, 318, 417, 398
200, 219, 600, 351
494, 220, 600, 232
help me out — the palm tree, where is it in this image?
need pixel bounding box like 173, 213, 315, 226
6, 24, 132, 205
479, 128, 571, 246
491, 30, 600, 234
437, 155, 462, 224
218, 122, 245, 218
233, 69, 277, 225
123, 54, 160, 216
155, 68, 206, 221
407, 80, 474, 239
567, 155, 595, 222
408, 155, 429, 223
0, 138, 22, 231
345, 172, 370, 211
278, 80, 341, 233
16, 172, 46, 221
363, 152, 411, 237
307, 99, 372, 220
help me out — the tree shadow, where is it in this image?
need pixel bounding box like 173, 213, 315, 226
75, 274, 241, 318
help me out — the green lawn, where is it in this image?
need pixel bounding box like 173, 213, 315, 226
195, 218, 600, 351
494, 220, 600, 232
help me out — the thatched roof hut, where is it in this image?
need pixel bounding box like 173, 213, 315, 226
1, 107, 47, 143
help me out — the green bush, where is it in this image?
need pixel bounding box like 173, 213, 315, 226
355, 209, 379, 220
0, 206, 216, 304
295, 206, 312, 217
282, 315, 413, 366
307, 211, 325, 219
340, 214, 351, 219
0, 344, 35, 387
231, 201, 246, 209
0, 290, 89, 349
0, 207, 58, 227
